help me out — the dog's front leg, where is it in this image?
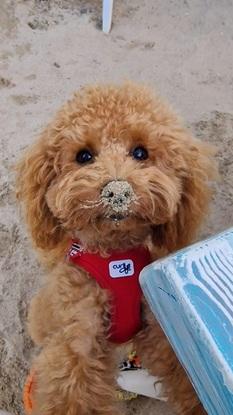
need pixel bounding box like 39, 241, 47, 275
135, 304, 207, 415
29, 263, 121, 415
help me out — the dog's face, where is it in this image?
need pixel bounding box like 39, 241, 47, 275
17, 84, 215, 253
45, 110, 182, 236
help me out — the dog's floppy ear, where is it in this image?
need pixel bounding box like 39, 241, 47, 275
16, 131, 64, 251
152, 133, 217, 252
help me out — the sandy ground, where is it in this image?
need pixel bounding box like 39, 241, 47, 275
0, 0, 233, 414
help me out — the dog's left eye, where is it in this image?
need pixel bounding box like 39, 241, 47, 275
131, 146, 148, 161
76, 149, 93, 164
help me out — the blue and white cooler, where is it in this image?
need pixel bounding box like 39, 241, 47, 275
140, 228, 233, 414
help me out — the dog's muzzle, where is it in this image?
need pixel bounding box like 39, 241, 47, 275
101, 180, 135, 217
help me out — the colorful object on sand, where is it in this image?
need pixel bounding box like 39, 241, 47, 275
117, 351, 166, 400
119, 351, 142, 371
23, 372, 35, 414
140, 227, 233, 415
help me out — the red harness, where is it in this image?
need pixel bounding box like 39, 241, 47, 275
67, 241, 151, 344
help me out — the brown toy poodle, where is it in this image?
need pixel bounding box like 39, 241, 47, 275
16, 83, 216, 415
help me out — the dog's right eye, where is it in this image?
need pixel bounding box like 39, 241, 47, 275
76, 149, 93, 164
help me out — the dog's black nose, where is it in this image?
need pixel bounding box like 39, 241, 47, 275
101, 181, 135, 213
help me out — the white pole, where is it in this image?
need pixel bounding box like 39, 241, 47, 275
102, 0, 114, 34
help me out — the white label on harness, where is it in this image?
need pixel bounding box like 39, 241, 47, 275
109, 259, 134, 278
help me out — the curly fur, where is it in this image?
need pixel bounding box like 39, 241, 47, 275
16, 83, 216, 415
